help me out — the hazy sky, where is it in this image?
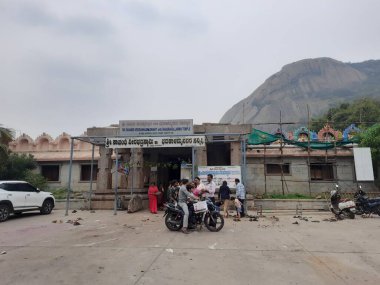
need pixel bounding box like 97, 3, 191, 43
1, 0, 380, 138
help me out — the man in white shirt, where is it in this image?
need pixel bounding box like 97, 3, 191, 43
235, 178, 246, 217
203, 174, 216, 203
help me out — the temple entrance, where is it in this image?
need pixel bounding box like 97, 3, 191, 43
143, 147, 192, 189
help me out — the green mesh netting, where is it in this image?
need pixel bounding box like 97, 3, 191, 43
247, 129, 280, 145
248, 129, 357, 149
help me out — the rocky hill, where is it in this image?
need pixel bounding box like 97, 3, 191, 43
220, 58, 380, 130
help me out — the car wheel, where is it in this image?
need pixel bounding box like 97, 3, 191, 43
40, 199, 54, 215
0, 204, 10, 222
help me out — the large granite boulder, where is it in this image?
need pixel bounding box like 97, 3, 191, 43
219, 58, 380, 131
127, 194, 143, 213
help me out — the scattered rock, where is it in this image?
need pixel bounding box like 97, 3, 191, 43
90, 210, 96, 213
292, 221, 299, 225
77, 217, 83, 221
165, 248, 174, 253
271, 216, 279, 222
67, 218, 81, 226
323, 218, 337, 222
1, 251, 7, 255
311, 220, 320, 223
72, 210, 77, 213
52, 220, 57, 223
315, 195, 322, 199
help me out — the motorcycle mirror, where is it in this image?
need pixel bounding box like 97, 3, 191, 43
359, 185, 362, 189
335, 184, 339, 188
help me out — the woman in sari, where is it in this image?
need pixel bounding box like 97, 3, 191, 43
148, 182, 159, 214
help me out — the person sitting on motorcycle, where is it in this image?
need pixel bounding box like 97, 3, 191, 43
178, 178, 199, 234
168, 180, 180, 204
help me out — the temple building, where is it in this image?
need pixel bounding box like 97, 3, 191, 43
9, 121, 378, 209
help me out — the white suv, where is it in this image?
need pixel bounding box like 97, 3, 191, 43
0, 180, 55, 222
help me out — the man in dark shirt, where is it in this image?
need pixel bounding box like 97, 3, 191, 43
218, 180, 231, 218
168, 180, 180, 203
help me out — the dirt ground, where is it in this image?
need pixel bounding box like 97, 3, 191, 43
0, 209, 379, 285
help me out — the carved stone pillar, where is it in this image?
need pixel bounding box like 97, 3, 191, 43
128, 148, 144, 189
119, 149, 131, 189
97, 146, 113, 192
230, 141, 241, 165
195, 146, 207, 166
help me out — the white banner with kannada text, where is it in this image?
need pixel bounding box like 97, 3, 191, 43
105, 136, 206, 148
119, 119, 193, 136
197, 166, 241, 189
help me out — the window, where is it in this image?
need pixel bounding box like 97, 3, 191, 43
310, 163, 334, 181
80, 164, 98, 181
41, 165, 60, 182
0, 183, 18, 191
18, 183, 37, 192
0, 183, 36, 191
266, 164, 290, 175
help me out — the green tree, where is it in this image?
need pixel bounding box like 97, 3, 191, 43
0, 125, 13, 146
0, 125, 13, 175
311, 98, 380, 130
360, 124, 380, 161
359, 124, 380, 184
0, 126, 48, 189
0, 153, 37, 179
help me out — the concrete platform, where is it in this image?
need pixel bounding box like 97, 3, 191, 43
0, 210, 379, 285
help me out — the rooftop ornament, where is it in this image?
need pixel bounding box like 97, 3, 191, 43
343, 124, 360, 141
317, 124, 342, 142
294, 127, 310, 142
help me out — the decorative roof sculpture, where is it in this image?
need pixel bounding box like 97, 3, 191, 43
343, 124, 360, 141
294, 127, 310, 142
317, 124, 342, 142
273, 128, 286, 139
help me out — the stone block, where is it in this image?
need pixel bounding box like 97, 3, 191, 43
127, 194, 144, 213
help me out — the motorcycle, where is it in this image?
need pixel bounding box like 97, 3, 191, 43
163, 198, 224, 232
354, 185, 380, 216
330, 184, 356, 219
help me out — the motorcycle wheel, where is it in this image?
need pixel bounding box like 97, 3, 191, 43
204, 212, 224, 232
355, 209, 363, 215
343, 209, 355, 219
165, 213, 183, 231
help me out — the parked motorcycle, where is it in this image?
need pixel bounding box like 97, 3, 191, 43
164, 198, 224, 232
354, 185, 380, 216
330, 184, 356, 219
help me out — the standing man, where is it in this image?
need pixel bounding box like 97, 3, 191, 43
218, 180, 231, 218
235, 178, 246, 217
204, 174, 216, 203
